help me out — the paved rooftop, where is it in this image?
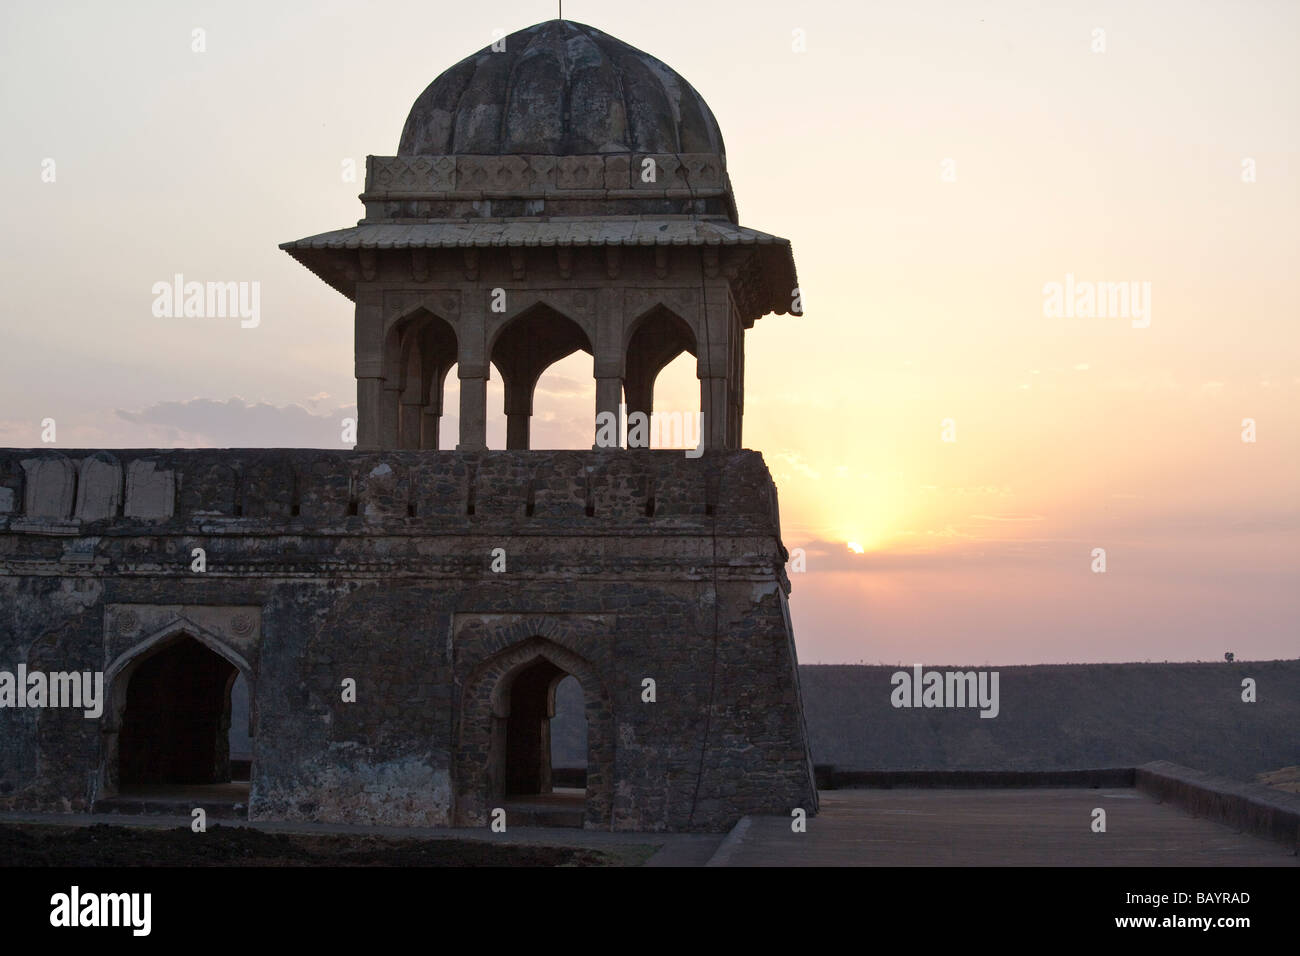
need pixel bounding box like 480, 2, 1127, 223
707, 789, 1300, 866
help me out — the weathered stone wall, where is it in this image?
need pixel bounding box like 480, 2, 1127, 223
0, 448, 817, 831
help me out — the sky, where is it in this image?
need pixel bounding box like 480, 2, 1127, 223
1, 0, 1296, 665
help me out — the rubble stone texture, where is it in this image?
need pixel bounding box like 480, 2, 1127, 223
0, 20, 817, 831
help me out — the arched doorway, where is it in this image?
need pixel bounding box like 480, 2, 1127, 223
455, 637, 613, 829
119, 636, 238, 785
99, 627, 255, 815
500, 662, 590, 826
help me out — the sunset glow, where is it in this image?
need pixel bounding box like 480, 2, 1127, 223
1, 0, 1295, 664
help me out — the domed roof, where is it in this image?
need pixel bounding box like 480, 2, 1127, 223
398, 20, 726, 156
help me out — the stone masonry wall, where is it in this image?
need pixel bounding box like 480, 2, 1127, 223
0, 448, 817, 831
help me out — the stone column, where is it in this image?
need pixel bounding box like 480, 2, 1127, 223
458, 370, 488, 450
398, 396, 423, 449
506, 415, 529, 450
699, 286, 733, 451
734, 336, 746, 447
701, 376, 728, 451
622, 358, 655, 442
355, 377, 383, 450
420, 407, 440, 450
594, 377, 623, 449
503, 379, 532, 450
458, 291, 489, 451
380, 383, 402, 449
354, 290, 385, 450
593, 288, 625, 450
421, 363, 449, 450
731, 384, 743, 448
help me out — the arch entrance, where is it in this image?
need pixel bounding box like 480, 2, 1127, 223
503, 657, 568, 796
118, 637, 236, 785
98, 626, 255, 815
456, 637, 613, 829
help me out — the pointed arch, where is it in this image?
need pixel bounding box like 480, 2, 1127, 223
623, 304, 699, 434
487, 303, 595, 449
99, 618, 256, 799
382, 306, 459, 448
454, 636, 613, 829
623, 302, 699, 358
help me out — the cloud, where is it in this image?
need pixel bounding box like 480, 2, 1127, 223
770, 450, 821, 481
113, 397, 357, 448
533, 375, 593, 399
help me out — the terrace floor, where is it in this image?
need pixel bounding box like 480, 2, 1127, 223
706, 788, 1300, 866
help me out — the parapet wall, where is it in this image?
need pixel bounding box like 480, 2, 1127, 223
0, 449, 783, 538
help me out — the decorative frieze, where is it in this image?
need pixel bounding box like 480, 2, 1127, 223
363, 153, 727, 200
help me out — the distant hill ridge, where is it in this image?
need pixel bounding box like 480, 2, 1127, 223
552, 660, 1299, 782
798, 660, 1299, 781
